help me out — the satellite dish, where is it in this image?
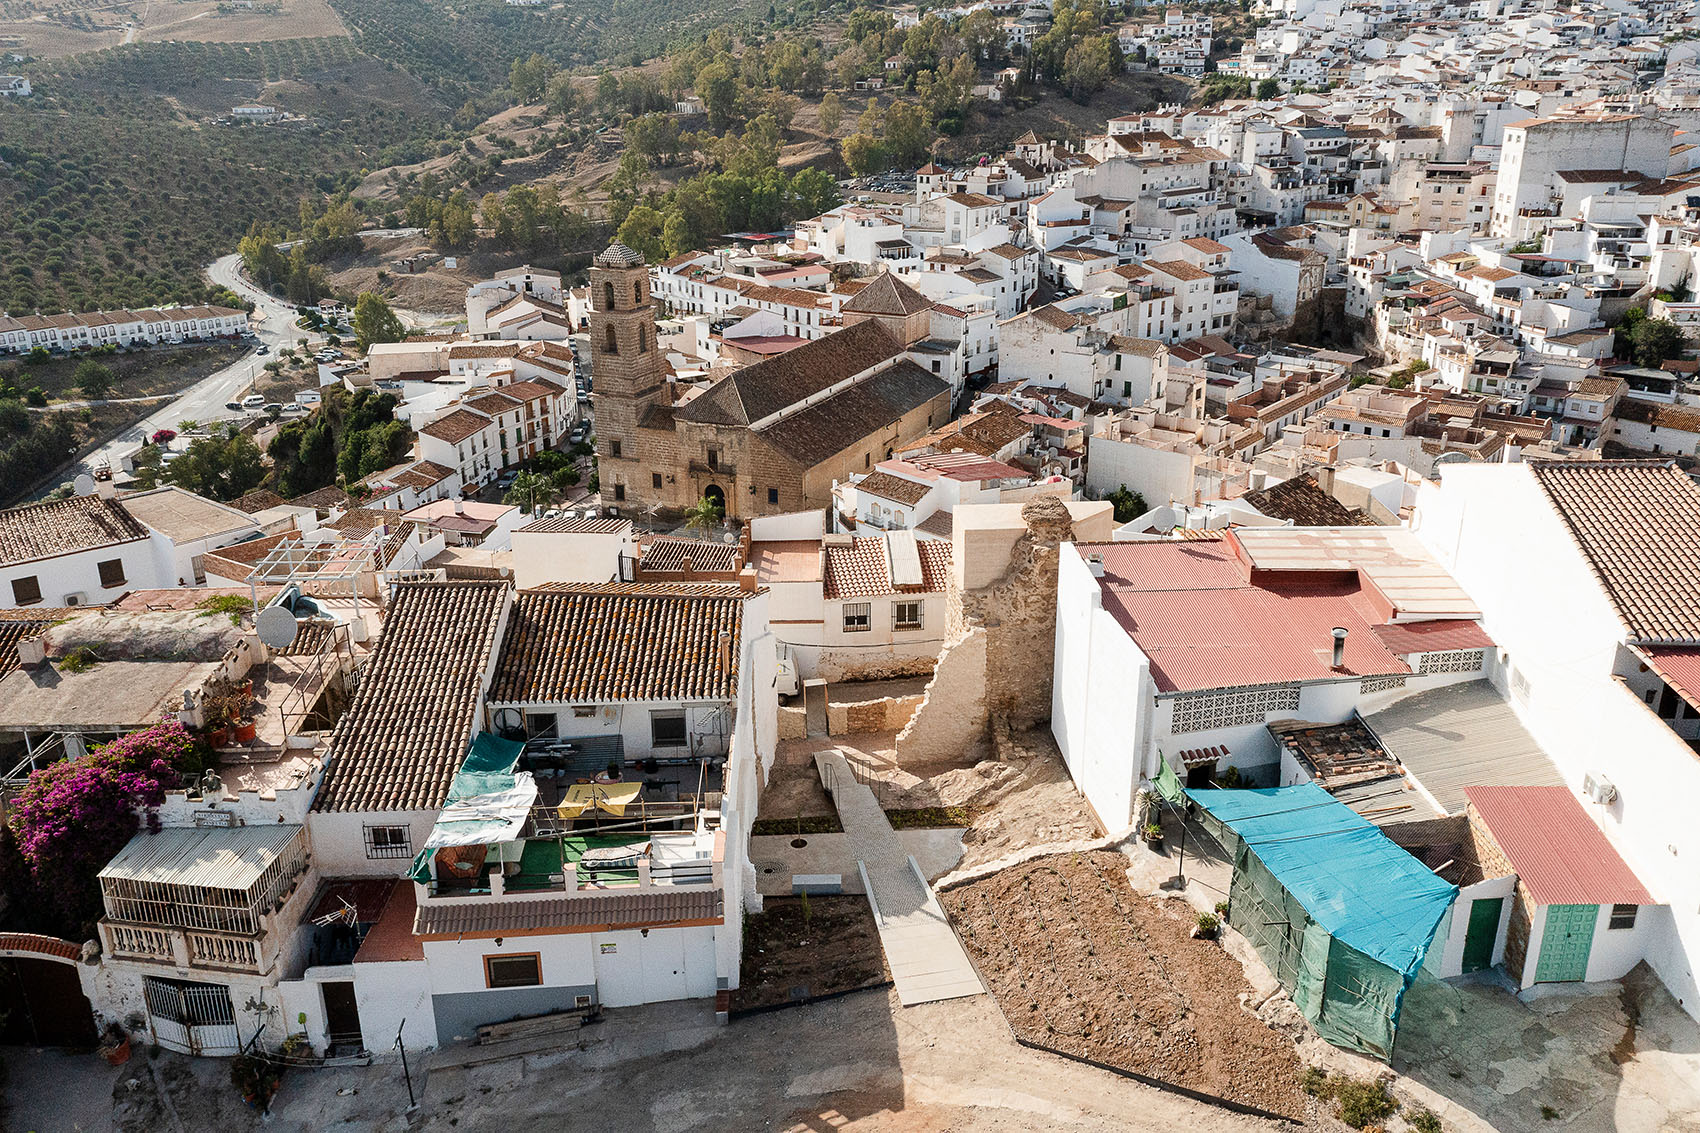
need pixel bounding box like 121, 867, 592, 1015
73, 474, 96, 496
256, 604, 299, 649
494, 707, 525, 740
722, 532, 736, 544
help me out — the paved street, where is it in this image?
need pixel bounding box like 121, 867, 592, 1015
58, 255, 302, 490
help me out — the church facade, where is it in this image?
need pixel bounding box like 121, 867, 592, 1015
589, 244, 954, 521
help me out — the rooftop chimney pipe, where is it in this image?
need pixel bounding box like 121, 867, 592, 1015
1331, 627, 1348, 669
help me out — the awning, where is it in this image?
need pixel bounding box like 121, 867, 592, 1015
558, 781, 641, 820
424, 774, 537, 849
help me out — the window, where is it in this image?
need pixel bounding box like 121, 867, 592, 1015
525, 712, 558, 739
1608, 904, 1638, 931
604, 326, 618, 355
651, 710, 688, 748
572, 705, 597, 718
602, 282, 615, 311
635, 280, 645, 303
484, 953, 542, 989
611, 439, 622, 459
768, 488, 779, 505
894, 601, 923, 630
843, 602, 871, 632
653, 472, 664, 490
364, 824, 412, 859
11, 575, 41, 606
613, 483, 626, 502
637, 326, 648, 354
97, 558, 126, 588
706, 447, 721, 470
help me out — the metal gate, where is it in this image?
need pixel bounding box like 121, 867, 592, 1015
144, 976, 240, 1056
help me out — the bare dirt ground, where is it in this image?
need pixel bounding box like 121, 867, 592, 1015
322, 234, 492, 316
945, 850, 1314, 1123
734, 895, 890, 1013
760, 727, 1099, 872
0, 0, 345, 56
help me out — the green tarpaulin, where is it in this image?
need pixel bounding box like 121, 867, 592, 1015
1186, 784, 1456, 1059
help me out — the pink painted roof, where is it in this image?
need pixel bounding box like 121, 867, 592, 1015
1466, 786, 1655, 906
1085, 539, 1413, 693
1372, 620, 1495, 655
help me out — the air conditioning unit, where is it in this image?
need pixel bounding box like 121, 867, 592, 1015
63, 592, 86, 606
1583, 773, 1618, 806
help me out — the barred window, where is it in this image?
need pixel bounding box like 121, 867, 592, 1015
1417, 649, 1485, 675
1170, 685, 1301, 734
364, 824, 412, 860
843, 603, 871, 632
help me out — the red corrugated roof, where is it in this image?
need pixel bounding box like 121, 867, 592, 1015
1372, 620, 1495, 655
1466, 785, 1655, 907
1640, 646, 1700, 713
1087, 541, 1411, 694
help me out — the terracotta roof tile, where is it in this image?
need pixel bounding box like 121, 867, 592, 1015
0, 495, 150, 566
1529, 461, 1700, 642
490, 584, 748, 703
853, 471, 931, 507
421, 408, 493, 444
822, 536, 951, 600
312, 581, 511, 814
639, 536, 742, 573
678, 321, 901, 427
415, 887, 722, 937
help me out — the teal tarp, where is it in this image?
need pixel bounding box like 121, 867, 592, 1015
1186, 783, 1455, 977
448, 733, 527, 802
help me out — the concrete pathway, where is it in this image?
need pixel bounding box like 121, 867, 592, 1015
815, 749, 983, 1007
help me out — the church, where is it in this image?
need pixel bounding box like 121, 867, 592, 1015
589, 243, 955, 520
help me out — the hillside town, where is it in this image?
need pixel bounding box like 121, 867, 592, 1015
7, 0, 1700, 1127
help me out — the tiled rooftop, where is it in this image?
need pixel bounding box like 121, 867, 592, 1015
822, 535, 951, 600
0, 494, 150, 567
312, 581, 512, 814
489, 583, 748, 704
1529, 460, 1700, 643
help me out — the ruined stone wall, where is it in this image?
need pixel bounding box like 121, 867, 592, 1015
897, 494, 1076, 762
827, 693, 925, 736
778, 704, 808, 740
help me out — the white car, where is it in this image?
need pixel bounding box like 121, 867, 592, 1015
241, 394, 266, 409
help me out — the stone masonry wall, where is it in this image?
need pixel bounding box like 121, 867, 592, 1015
897, 496, 1075, 761
827, 693, 925, 736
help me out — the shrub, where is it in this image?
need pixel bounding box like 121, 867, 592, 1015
1408, 1107, 1443, 1133
1300, 1070, 1398, 1129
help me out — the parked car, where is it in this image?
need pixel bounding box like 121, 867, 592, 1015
282, 402, 306, 415
255, 345, 270, 355
225, 401, 243, 412
242, 394, 266, 409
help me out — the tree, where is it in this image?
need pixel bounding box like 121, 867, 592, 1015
166, 431, 267, 501
504, 471, 559, 515
1107, 484, 1148, 523
1256, 77, 1281, 100
616, 206, 668, 264
842, 133, 887, 177
684, 494, 724, 531
626, 113, 683, 166
882, 101, 932, 167
7, 719, 201, 935
695, 62, 740, 132
818, 91, 843, 135
75, 360, 114, 401
510, 53, 559, 104
1626, 315, 1686, 367
545, 72, 579, 119
1061, 36, 1113, 102
352, 292, 406, 351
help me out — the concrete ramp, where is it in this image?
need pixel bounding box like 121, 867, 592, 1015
814, 749, 983, 1007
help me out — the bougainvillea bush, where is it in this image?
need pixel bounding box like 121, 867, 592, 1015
5, 718, 204, 937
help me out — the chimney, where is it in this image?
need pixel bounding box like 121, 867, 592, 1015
1086, 551, 1106, 578
15, 637, 44, 667
738, 565, 758, 593
717, 630, 733, 671
453, 498, 464, 515
1331, 627, 1348, 669
1315, 464, 1337, 497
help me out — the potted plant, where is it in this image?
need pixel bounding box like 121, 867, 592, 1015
230, 1051, 283, 1111
234, 717, 258, 744
1193, 912, 1221, 941
599, 760, 622, 783
1143, 822, 1164, 849
99, 1021, 132, 1066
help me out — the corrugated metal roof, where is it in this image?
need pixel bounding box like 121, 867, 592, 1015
413, 888, 722, 937
1362, 681, 1563, 814
1639, 646, 1700, 713
1466, 785, 1656, 907
100, 824, 303, 890
1371, 620, 1496, 655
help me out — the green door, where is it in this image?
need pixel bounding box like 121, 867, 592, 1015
1461, 897, 1503, 974
1534, 903, 1597, 983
